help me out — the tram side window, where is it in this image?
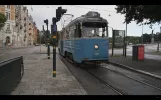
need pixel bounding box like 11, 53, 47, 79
66, 28, 70, 39
74, 24, 79, 38
75, 23, 81, 38
78, 23, 81, 38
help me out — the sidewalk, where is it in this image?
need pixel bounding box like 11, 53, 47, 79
109, 56, 161, 78
11, 47, 87, 95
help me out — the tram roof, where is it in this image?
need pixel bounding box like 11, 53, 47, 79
62, 17, 107, 31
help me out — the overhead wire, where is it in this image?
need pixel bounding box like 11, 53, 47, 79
60, 5, 114, 30
70, 5, 116, 13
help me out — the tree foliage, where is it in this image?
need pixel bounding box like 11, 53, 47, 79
0, 12, 7, 30
126, 36, 141, 44
140, 33, 161, 43
115, 5, 161, 25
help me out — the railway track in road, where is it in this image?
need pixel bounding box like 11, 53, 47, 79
101, 63, 161, 91
65, 57, 124, 95
62, 55, 161, 95
85, 69, 124, 95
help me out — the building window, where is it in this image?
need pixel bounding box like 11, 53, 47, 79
5, 12, 10, 20
7, 5, 10, 9
6, 23, 10, 30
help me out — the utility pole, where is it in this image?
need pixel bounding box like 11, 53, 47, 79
142, 24, 143, 44
44, 19, 50, 59
112, 28, 114, 56
125, 6, 127, 57
157, 27, 160, 52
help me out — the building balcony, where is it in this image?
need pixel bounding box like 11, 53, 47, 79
5, 29, 12, 34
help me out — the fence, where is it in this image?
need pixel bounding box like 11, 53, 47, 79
0, 56, 24, 95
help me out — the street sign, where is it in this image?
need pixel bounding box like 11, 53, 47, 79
112, 29, 125, 56
113, 30, 125, 48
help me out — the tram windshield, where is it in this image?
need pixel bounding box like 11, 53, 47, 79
82, 22, 108, 38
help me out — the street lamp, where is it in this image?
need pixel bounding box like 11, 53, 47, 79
108, 26, 114, 56
124, 6, 128, 57
142, 23, 144, 44
157, 27, 161, 52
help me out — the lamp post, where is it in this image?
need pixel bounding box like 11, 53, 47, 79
44, 19, 50, 59
142, 23, 144, 44
108, 26, 114, 56
157, 27, 160, 52
125, 6, 128, 57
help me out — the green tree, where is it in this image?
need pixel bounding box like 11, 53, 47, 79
141, 33, 151, 43
37, 29, 41, 44
0, 13, 7, 30
115, 5, 161, 25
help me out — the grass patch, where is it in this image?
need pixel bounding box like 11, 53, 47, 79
110, 54, 123, 57
146, 51, 161, 55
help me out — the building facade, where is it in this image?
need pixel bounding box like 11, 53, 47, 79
28, 15, 34, 45
0, 5, 16, 47
33, 24, 38, 44
15, 5, 30, 46
0, 5, 37, 47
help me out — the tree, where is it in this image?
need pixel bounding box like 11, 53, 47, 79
141, 33, 151, 43
115, 5, 161, 25
37, 29, 41, 44
0, 13, 7, 30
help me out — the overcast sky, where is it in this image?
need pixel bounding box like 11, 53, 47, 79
26, 5, 161, 37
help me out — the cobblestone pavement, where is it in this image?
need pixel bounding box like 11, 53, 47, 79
11, 46, 87, 95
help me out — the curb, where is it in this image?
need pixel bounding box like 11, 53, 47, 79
34, 52, 54, 54
109, 61, 161, 80
0, 46, 34, 50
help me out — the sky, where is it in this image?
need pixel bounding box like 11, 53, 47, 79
26, 5, 161, 37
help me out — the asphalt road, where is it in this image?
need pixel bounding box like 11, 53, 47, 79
0, 46, 39, 62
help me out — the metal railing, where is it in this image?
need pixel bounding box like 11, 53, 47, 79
0, 56, 24, 95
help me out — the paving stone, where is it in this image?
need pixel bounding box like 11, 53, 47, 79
34, 89, 47, 95
11, 47, 87, 95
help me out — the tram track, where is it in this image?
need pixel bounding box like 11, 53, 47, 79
101, 64, 161, 91
60, 54, 161, 95
85, 69, 124, 95
65, 57, 124, 95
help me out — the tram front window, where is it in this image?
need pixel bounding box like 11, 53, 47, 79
82, 22, 108, 38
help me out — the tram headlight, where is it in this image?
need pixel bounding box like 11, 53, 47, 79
94, 45, 99, 49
